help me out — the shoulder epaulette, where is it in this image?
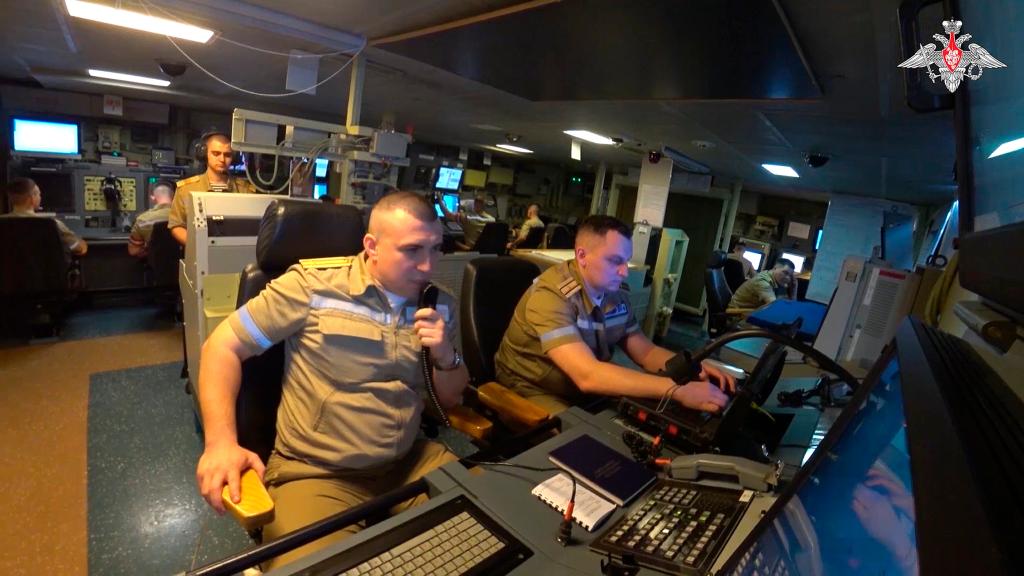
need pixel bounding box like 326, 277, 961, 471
556, 276, 581, 299
300, 256, 355, 269
177, 175, 202, 187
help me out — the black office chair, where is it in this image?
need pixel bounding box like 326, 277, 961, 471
234, 200, 366, 465
460, 257, 551, 431
545, 224, 574, 249
705, 250, 749, 337
471, 222, 510, 255
145, 221, 182, 315
517, 225, 545, 249
0, 217, 75, 337
723, 257, 747, 293
146, 222, 181, 289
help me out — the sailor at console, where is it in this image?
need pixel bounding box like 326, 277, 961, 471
494, 215, 735, 415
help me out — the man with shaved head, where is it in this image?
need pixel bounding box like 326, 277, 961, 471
168, 132, 256, 245
195, 191, 466, 568
495, 215, 735, 415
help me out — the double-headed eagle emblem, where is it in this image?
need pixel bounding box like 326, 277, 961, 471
898, 19, 1005, 93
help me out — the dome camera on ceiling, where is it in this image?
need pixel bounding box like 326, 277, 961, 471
805, 153, 830, 168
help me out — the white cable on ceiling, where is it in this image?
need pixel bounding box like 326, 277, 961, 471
139, 0, 366, 98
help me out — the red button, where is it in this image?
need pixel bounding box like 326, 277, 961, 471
637, 410, 648, 423
667, 424, 679, 436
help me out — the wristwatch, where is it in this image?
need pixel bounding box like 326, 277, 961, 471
433, 350, 463, 371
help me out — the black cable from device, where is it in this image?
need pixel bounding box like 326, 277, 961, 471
461, 459, 578, 546
688, 329, 862, 393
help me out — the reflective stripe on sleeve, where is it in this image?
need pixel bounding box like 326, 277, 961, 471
238, 305, 273, 350
540, 325, 578, 343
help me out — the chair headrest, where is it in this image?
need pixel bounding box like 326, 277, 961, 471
256, 199, 365, 271
707, 250, 729, 269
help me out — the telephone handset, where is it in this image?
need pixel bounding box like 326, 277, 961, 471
418, 283, 450, 427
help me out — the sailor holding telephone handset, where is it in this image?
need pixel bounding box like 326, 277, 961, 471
194, 191, 467, 569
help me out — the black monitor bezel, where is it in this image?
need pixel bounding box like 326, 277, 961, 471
432, 165, 464, 191
717, 317, 1014, 575
715, 339, 898, 573
10, 114, 83, 160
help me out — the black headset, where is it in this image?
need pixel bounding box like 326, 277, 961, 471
193, 131, 233, 164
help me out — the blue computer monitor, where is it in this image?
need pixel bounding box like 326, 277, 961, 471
314, 182, 327, 199
433, 192, 461, 218
721, 346, 916, 575
315, 158, 329, 179
434, 166, 464, 191
11, 117, 81, 159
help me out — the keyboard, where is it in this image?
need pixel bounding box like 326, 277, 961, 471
300, 496, 531, 576
591, 479, 749, 575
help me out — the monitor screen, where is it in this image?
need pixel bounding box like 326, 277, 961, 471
12, 118, 81, 158
442, 192, 459, 213
723, 352, 918, 575
314, 182, 327, 199
434, 166, 464, 191
315, 158, 329, 179
815, 228, 824, 251
433, 192, 460, 217
780, 251, 806, 273
742, 249, 764, 271
28, 172, 76, 213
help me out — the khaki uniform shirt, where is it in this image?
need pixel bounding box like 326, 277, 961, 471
729, 270, 780, 309
495, 259, 640, 404
128, 203, 171, 249
515, 216, 545, 243
1, 207, 83, 253
727, 253, 755, 279
167, 173, 256, 230
226, 252, 456, 471
461, 211, 495, 247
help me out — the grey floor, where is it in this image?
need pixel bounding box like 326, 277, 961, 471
88, 361, 254, 575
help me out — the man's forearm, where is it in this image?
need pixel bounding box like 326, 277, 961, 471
578, 361, 676, 401
170, 226, 187, 245
431, 365, 470, 409
638, 345, 675, 374
197, 341, 244, 448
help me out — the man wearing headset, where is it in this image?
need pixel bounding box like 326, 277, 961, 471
168, 132, 256, 245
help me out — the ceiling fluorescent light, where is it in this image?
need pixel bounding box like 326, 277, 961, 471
563, 130, 615, 145
988, 136, 1024, 159
496, 144, 533, 154
88, 69, 171, 87
65, 0, 214, 43
762, 163, 800, 178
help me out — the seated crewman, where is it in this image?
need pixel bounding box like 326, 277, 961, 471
506, 203, 545, 250
727, 241, 755, 279
728, 258, 797, 310
437, 192, 495, 250
195, 192, 467, 569
2, 177, 87, 257
494, 215, 735, 416
127, 180, 173, 258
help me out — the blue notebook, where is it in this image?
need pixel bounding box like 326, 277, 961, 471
548, 433, 656, 506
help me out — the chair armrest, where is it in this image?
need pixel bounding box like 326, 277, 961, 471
222, 468, 275, 532
447, 404, 494, 441
477, 382, 551, 430
725, 307, 755, 317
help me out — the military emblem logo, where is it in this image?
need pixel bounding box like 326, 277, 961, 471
898, 19, 1005, 93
